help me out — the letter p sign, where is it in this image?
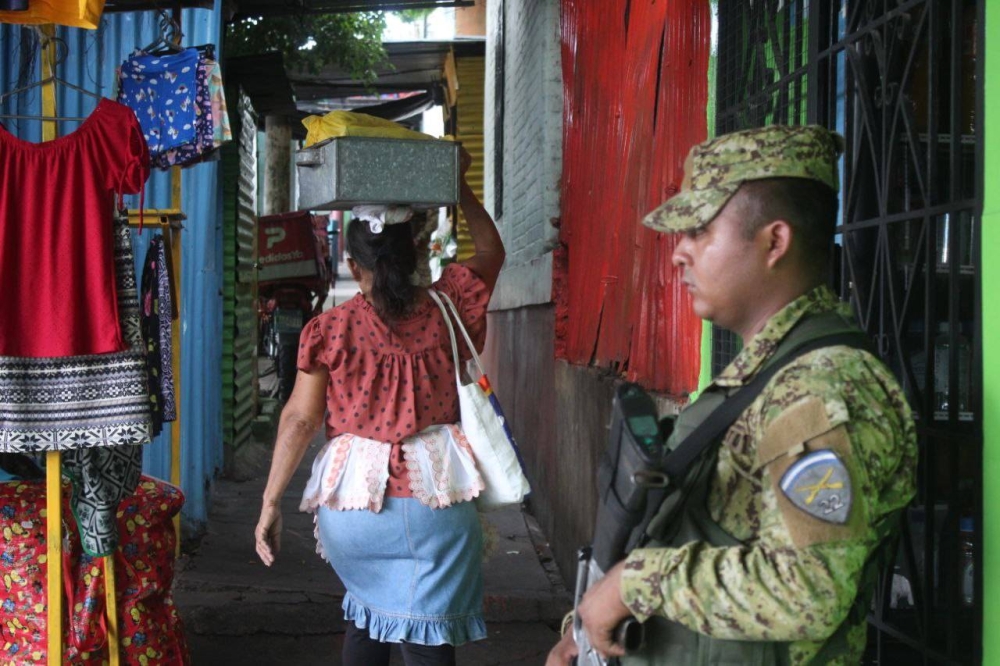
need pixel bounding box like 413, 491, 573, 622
265, 227, 286, 250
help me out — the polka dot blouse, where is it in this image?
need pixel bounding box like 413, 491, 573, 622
297, 263, 491, 497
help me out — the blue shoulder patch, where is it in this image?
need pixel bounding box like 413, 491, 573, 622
779, 450, 852, 524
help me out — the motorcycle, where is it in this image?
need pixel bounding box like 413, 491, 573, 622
257, 211, 332, 403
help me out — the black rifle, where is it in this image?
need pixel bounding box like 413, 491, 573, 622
573, 383, 665, 665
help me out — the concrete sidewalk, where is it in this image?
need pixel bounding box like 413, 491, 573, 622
173, 266, 569, 665
173, 439, 568, 665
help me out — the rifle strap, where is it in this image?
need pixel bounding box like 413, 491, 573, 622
635, 330, 873, 546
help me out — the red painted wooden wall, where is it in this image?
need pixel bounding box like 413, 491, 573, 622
556, 0, 710, 398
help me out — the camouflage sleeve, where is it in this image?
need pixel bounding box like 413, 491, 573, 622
619, 369, 916, 642
619, 539, 868, 641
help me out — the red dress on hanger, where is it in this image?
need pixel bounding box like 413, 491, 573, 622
0, 98, 149, 357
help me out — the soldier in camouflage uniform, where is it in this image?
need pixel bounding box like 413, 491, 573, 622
547, 125, 917, 665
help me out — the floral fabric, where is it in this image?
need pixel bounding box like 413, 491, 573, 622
0, 477, 188, 665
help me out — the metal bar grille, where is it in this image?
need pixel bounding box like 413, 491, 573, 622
715, 1, 983, 662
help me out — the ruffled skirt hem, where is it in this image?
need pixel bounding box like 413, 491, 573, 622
343, 593, 487, 646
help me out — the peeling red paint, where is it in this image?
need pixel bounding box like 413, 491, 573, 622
556, 0, 710, 398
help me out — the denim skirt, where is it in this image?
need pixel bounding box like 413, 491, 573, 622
317, 497, 486, 646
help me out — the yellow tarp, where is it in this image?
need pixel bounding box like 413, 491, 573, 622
302, 111, 439, 148
0, 0, 105, 29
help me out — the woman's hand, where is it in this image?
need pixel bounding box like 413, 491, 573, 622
255, 502, 283, 567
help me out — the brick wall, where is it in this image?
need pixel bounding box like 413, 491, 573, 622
485, 0, 562, 310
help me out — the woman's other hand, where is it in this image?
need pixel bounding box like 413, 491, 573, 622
256, 367, 328, 568
255, 502, 283, 566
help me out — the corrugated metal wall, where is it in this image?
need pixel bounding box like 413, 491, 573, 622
0, 6, 225, 525
454, 55, 485, 261
221, 92, 259, 456
556, 0, 710, 398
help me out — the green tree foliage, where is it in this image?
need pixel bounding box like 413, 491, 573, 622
226, 12, 388, 84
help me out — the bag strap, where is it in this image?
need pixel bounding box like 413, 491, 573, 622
662, 330, 873, 482
428, 289, 462, 383
428, 288, 488, 382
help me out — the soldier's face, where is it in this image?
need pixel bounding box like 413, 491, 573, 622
671, 198, 770, 338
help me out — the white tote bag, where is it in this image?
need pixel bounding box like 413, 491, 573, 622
428, 289, 531, 511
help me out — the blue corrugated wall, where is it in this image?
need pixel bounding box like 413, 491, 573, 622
0, 5, 226, 526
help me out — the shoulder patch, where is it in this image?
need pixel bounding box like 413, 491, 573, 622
779, 450, 852, 524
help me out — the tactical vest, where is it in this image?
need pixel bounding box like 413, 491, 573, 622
621, 312, 898, 666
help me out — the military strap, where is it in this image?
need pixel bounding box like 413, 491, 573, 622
659, 330, 873, 483
632, 330, 874, 552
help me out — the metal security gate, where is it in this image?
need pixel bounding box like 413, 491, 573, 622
222, 91, 260, 461
716, 1, 983, 663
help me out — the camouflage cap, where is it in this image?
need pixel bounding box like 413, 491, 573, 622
642, 125, 845, 233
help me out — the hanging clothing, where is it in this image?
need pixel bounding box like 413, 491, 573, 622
118, 49, 203, 158
0, 476, 190, 663
0, 0, 105, 29
206, 58, 232, 148
156, 238, 176, 422
0, 212, 153, 453
63, 442, 144, 556
140, 235, 177, 436
148, 52, 215, 169
0, 211, 151, 554
116, 47, 230, 170
0, 98, 149, 357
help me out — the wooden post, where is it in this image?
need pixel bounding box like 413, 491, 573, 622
169, 217, 182, 557
264, 115, 292, 215
39, 24, 63, 666
103, 557, 120, 666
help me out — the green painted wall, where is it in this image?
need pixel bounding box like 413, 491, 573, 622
981, 1, 999, 661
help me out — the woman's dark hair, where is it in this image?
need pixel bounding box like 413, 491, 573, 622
346, 217, 419, 322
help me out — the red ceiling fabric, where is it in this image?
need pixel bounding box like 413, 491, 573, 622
556, 0, 710, 398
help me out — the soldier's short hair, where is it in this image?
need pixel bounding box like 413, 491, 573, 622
732, 177, 839, 267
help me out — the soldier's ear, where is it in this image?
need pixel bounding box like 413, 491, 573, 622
761, 219, 793, 269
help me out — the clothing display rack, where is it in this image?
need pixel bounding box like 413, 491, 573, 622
11, 25, 186, 666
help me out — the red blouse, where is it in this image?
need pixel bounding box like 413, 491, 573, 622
297, 263, 491, 498
0, 99, 150, 357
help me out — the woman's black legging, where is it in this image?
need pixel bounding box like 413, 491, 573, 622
342, 623, 457, 666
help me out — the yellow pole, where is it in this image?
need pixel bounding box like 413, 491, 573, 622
169, 219, 182, 557
102, 557, 120, 666
44, 454, 61, 666
39, 24, 63, 666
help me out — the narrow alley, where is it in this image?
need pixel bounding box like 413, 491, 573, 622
172, 266, 567, 665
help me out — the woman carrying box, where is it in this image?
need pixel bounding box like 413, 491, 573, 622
254, 147, 505, 666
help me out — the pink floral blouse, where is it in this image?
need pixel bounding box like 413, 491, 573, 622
297, 263, 491, 498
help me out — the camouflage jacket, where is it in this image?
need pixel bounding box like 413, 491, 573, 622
620, 286, 917, 664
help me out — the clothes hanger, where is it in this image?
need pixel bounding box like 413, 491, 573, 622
0, 31, 102, 123
141, 10, 185, 55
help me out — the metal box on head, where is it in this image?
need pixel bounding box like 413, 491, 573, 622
295, 136, 460, 211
